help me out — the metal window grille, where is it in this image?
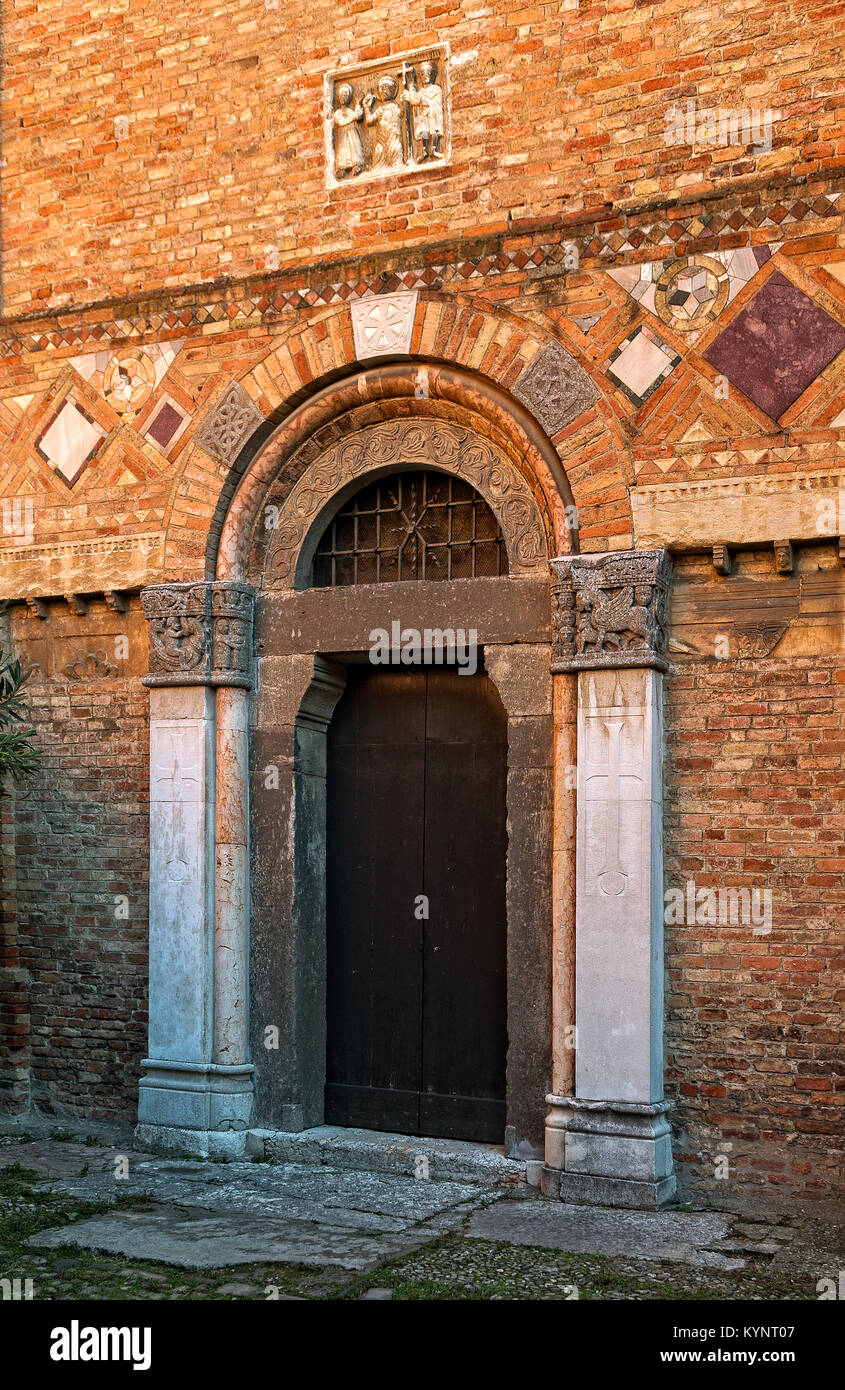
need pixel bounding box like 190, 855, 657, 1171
312, 470, 509, 587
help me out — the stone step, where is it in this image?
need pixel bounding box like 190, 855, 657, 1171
246, 1125, 527, 1187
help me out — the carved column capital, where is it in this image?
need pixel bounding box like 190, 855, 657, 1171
141, 581, 255, 688
549, 550, 672, 674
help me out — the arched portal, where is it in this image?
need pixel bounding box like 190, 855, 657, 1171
139, 355, 676, 1207
246, 401, 560, 1152
138, 362, 577, 1162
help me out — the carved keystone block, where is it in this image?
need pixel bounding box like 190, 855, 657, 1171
142, 582, 254, 688
550, 550, 672, 673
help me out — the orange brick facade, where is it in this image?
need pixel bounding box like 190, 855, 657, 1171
1, 2, 843, 1202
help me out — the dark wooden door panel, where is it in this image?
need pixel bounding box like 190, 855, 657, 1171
420, 1093, 507, 1144
422, 670, 508, 1133
324, 1082, 421, 1135
325, 667, 425, 1131
325, 664, 507, 1142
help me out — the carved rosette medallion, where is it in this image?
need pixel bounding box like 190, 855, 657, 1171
264, 418, 549, 590
550, 550, 672, 673
141, 581, 254, 687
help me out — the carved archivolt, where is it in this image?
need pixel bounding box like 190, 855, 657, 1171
263, 419, 550, 590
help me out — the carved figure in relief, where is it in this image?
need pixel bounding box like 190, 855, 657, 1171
150, 611, 207, 672
332, 83, 365, 178
576, 575, 655, 655
214, 617, 249, 674
363, 75, 404, 169
403, 60, 444, 161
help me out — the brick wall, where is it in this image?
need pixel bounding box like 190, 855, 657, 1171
664, 644, 845, 1202
1, 600, 150, 1122
3, 0, 842, 315
1, 0, 843, 1193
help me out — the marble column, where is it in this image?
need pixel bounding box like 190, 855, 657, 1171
542, 550, 676, 1208
136, 581, 255, 1157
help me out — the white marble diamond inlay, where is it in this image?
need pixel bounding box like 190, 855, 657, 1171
609, 332, 676, 401
38, 400, 106, 485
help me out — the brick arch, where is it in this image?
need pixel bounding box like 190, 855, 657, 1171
162, 293, 633, 580
214, 358, 578, 580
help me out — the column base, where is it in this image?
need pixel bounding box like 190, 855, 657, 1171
134, 1123, 250, 1160
137, 1059, 254, 1139
544, 1094, 676, 1209
540, 1166, 677, 1209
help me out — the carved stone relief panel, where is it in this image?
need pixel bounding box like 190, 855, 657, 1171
195, 383, 265, 467
581, 673, 648, 903
350, 292, 418, 359
550, 551, 672, 673
325, 46, 451, 187
574, 665, 665, 1107
263, 418, 549, 590
141, 581, 254, 687
513, 343, 601, 437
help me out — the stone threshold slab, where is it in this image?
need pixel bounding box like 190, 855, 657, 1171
247, 1126, 527, 1186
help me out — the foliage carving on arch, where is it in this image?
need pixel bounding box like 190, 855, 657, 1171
264, 419, 550, 590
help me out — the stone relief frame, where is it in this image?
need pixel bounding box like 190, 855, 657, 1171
263, 417, 550, 590
324, 45, 451, 189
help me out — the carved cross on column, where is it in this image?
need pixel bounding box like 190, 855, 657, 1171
138, 581, 256, 1157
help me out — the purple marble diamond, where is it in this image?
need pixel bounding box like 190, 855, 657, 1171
703, 271, 845, 420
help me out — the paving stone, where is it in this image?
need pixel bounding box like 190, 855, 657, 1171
0, 1141, 122, 1179
47, 1157, 489, 1232
28, 1206, 436, 1271
738, 1223, 796, 1242
468, 1199, 740, 1267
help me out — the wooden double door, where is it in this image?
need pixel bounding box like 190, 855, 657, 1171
325, 664, 508, 1142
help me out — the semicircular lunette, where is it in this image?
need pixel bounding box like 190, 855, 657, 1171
263, 417, 550, 591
